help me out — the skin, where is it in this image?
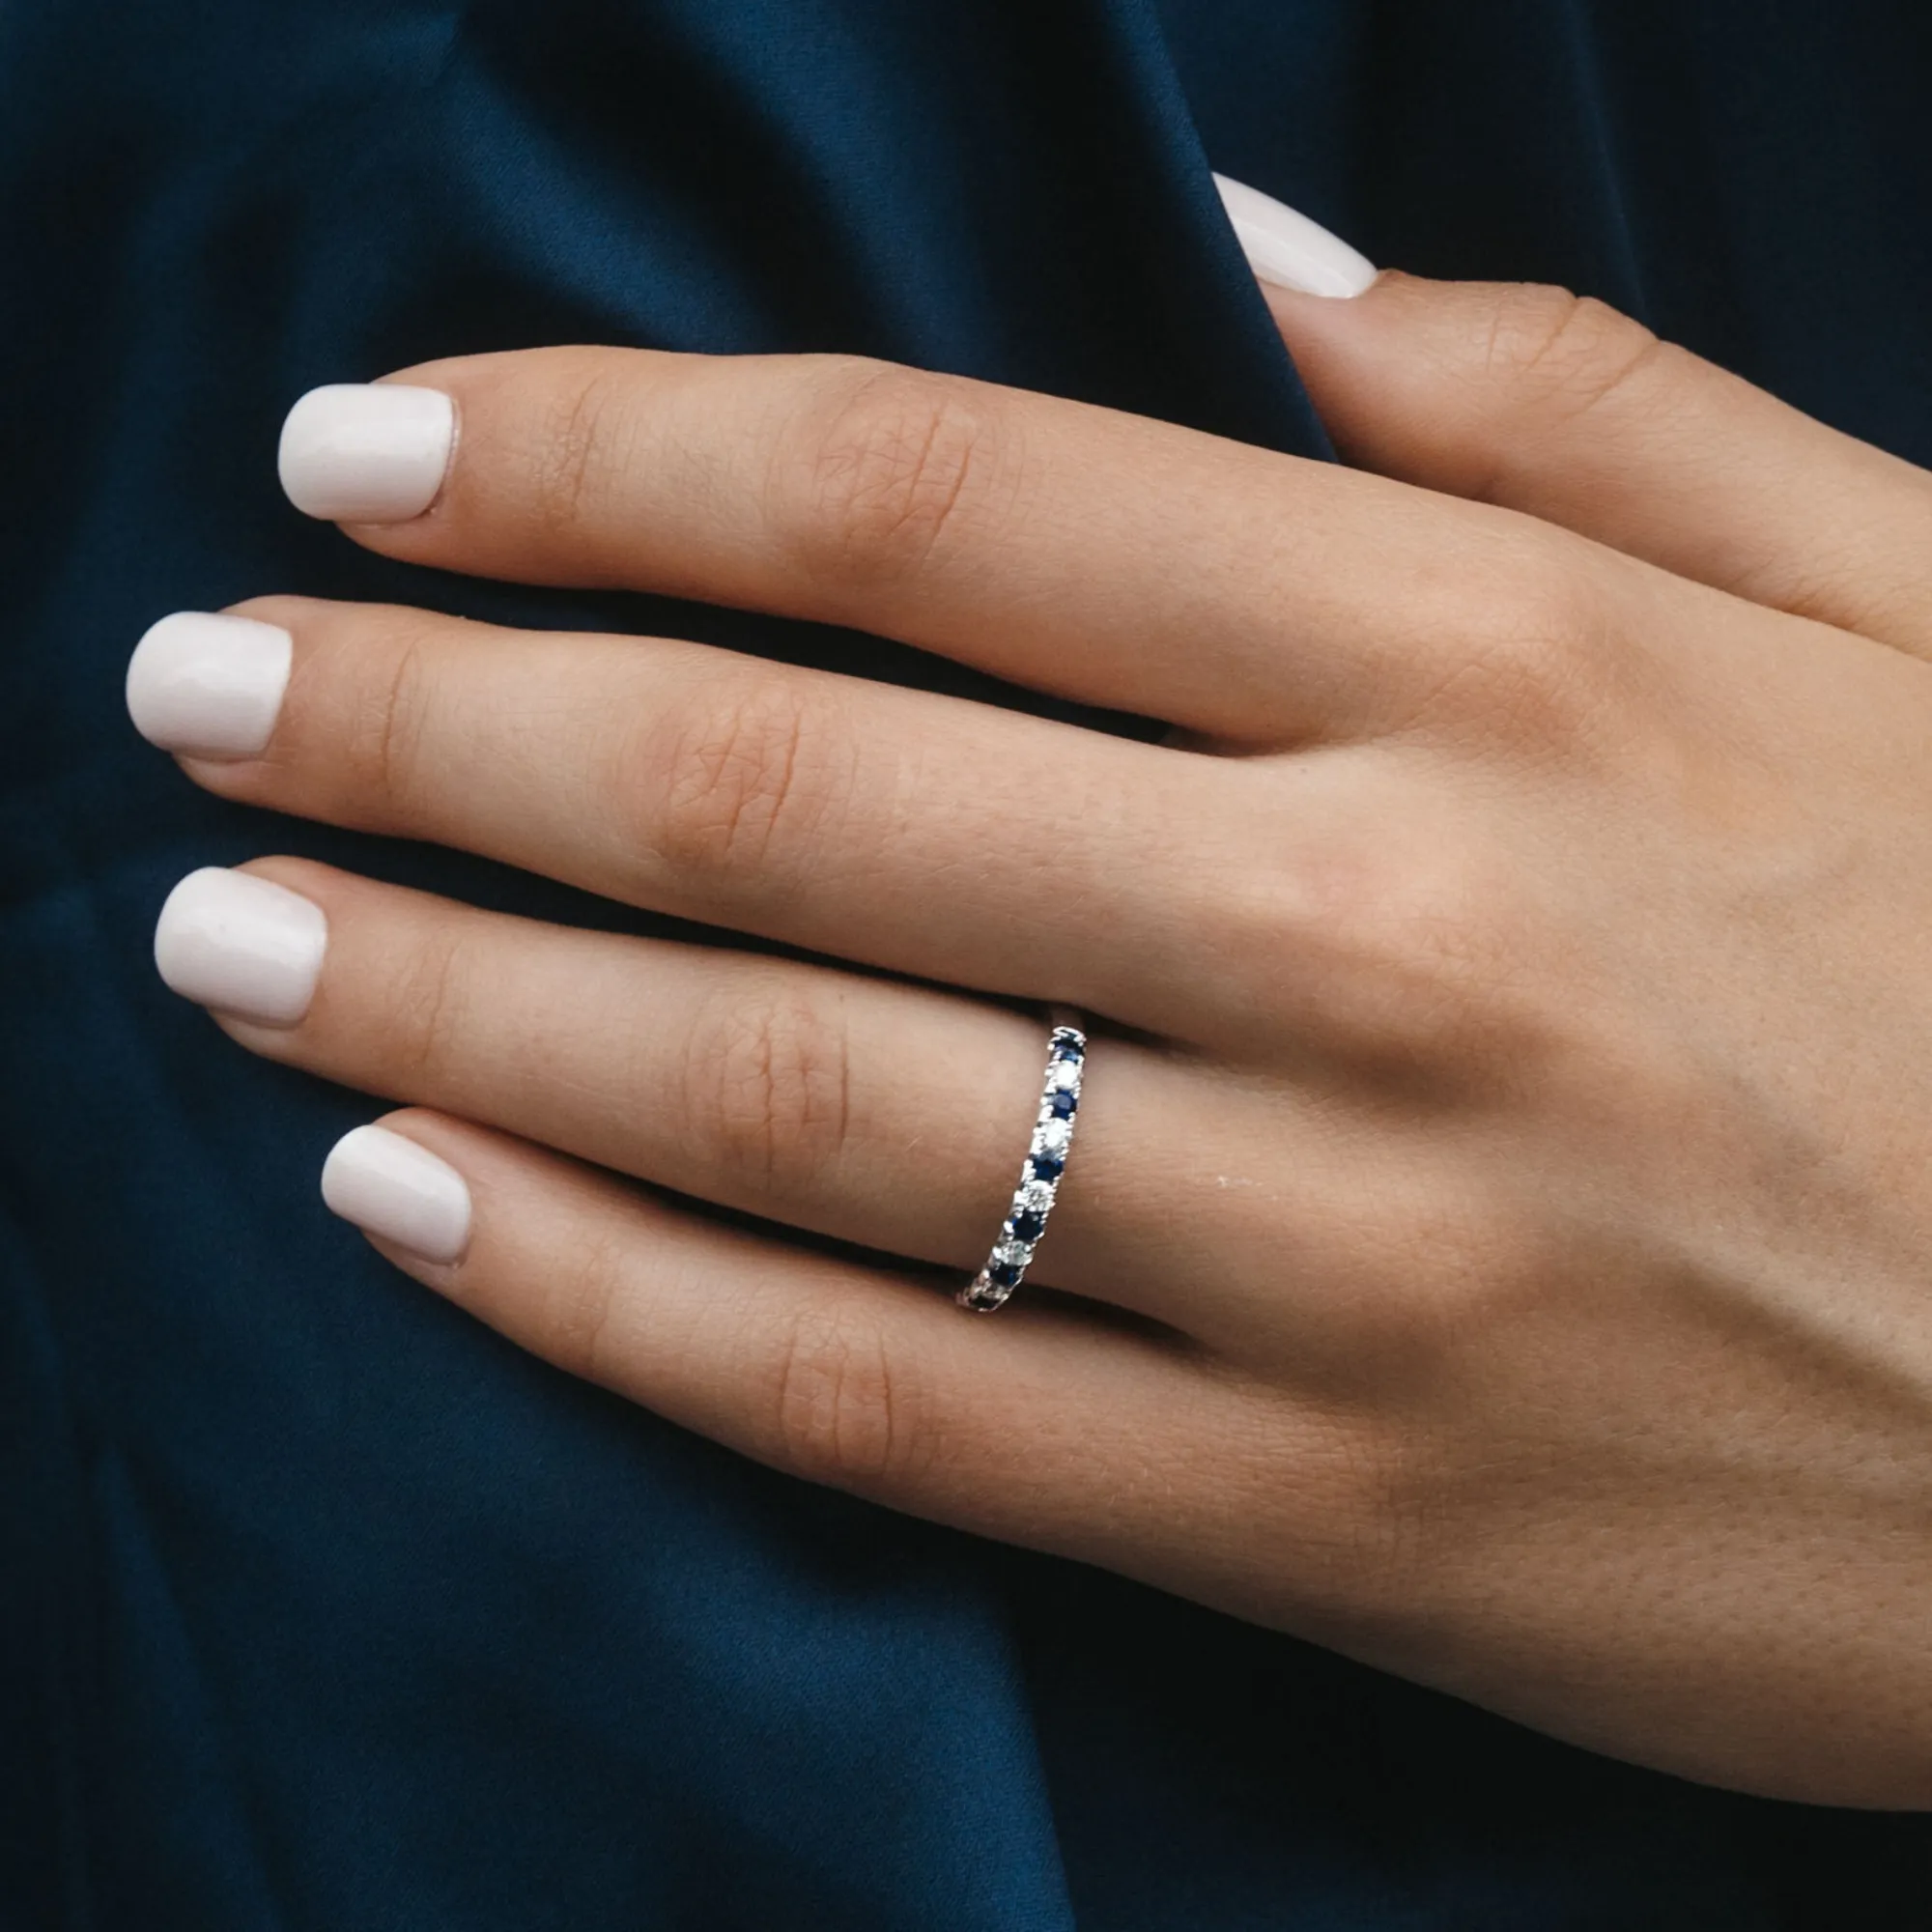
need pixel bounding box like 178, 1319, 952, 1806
160, 271, 1932, 1805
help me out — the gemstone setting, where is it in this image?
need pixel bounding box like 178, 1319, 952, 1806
956, 1013, 1087, 1313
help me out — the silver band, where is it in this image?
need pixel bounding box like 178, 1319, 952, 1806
957, 1009, 1087, 1313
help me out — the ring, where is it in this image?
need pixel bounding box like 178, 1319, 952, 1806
957, 1009, 1087, 1313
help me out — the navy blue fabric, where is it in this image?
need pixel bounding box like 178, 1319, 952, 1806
5, 1, 1930, 1923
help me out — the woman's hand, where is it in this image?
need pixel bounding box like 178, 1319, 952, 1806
130, 256, 1932, 1805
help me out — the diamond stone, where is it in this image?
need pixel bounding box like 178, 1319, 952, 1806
964, 1023, 1088, 1312
1015, 1179, 1055, 1216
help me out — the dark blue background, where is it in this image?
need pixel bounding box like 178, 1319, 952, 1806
5, 1, 1929, 1923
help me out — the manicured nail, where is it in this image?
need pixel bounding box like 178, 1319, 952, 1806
322, 1124, 471, 1264
153, 867, 327, 1027
1212, 175, 1377, 298
126, 611, 292, 759
277, 383, 454, 523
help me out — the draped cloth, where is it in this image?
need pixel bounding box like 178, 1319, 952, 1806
5, 1, 1929, 1922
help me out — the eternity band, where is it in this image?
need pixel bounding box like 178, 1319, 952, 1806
957, 1009, 1087, 1313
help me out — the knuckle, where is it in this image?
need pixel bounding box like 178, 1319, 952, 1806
1493, 543, 1604, 644
1322, 1421, 1436, 1612
527, 360, 639, 538
1485, 284, 1667, 425
640, 672, 846, 891
1444, 626, 1600, 752
776, 359, 1005, 586
346, 616, 439, 815
1326, 848, 1506, 1022
545, 1226, 634, 1387
1366, 1202, 1542, 1364
1230, 810, 1558, 1077
765, 1293, 928, 1490
379, 923, 471, 1087
1226, 1404, 1433, 1622
1402, 544, 1623, 752
678, 984, 856, 1191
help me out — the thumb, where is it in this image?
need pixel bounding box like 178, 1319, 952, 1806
1215, 175, 1932, 659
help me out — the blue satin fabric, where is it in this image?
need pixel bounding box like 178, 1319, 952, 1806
5, 1, 1930, 1924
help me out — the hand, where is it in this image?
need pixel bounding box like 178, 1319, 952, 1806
131, 261, 1932, 1805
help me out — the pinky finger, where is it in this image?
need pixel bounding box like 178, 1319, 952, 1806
321, 1110, 1211, 1557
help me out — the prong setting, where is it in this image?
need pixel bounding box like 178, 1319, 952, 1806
958, 1019, 1086, 1313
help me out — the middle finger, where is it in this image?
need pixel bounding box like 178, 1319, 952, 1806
144, 596, 1248, 1037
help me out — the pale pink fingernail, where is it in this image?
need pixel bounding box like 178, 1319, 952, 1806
154, 867, 327, 1028
127, 611, 292, 759
1213, 175, 1378, 298
322, 1125, 472, 1264
277, 384, 454, 523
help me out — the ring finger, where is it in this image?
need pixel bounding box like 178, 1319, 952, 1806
153, 855, 1286, 1331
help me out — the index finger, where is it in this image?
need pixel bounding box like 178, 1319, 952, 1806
277, 347, 1595, 742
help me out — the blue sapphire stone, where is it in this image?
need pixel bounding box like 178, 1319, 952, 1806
1009, 1208, 1047, 1241
1029, 1151, 1064, 1182
1048, 1089, 1076, 1120
1051, 1036, 1084, 1063
988, 1260, 1022, 1290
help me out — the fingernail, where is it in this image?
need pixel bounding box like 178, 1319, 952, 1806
277, 383, 454, 523
126, 611, 293, 759
1212, 174, 1377, 298
322, 1124, 471, 1264
154, 867, 327, 1027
